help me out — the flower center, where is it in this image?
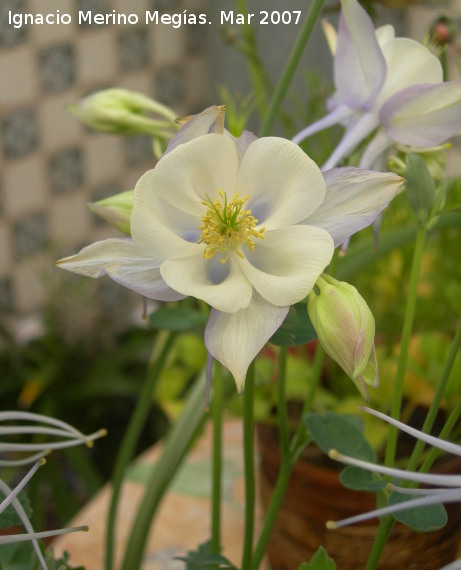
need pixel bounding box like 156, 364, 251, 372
198, 189, 265, 263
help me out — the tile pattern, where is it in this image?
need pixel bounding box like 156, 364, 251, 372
1, 107, 39, 159
0, 0, 28, 49
0, 0, 212, 318
38, 43, 75, 93
48, 147, 84, 195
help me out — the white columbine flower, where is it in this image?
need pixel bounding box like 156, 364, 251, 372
327, 407, 461, 533
57, 107, 402, 391
292, 0, 461, 170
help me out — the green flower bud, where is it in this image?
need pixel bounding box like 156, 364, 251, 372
404, 154, 436, 225
69, 88, 179, 137
88, 190, 133, 235
307, 274, 378, 399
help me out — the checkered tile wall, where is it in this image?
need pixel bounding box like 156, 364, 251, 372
0, 0, 211, 318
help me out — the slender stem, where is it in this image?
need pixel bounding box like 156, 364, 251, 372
241, 362, 255, 570
364, 516, 394, 570
302, 342, 325, 416
251, 346, 296, 570
406, 322, 461, 473
211, 362, 224, 553
105, 332, 177, 570
251, 462, 293, 570
277, 347, 290, 460
384, 225, 427, 468
259, 0, 325, 137
120, 373, 208, 570
234, 0, 271, 119
290, 343, 324, 457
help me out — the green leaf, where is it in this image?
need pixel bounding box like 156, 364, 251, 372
175, 539, 237, 569
270, 303, 317, 347
0, 491, 32, 530
149, 307, 207, 332
298, 546, 336, 569
339, 466, 386, 492
389, 492, 448, 532
305, 412, 376, 462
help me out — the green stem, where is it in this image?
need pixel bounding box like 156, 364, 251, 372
277, 347, 290, 460
251, 462, 293, 570
105, 331, 177, 570
241, 362, 255, 570
211, 362, 224, 553
384, 225, 427, 468
290, 343, 324, 458
251, 344, 293, 570
234, 0, 271, 119
120, 372, 208, 570
406, 322, 461, 473
259, 0, 325, 137
364, 516, 394, 570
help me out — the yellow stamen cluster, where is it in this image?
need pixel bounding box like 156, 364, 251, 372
198, 189, 265, 263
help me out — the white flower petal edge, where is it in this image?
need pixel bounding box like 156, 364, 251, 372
205, 292, 289, 392
307, 167, 403, 247
56, 238, 184, 301
240, 225, 334, 306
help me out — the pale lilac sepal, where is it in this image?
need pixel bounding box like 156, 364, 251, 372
335, 0, 387, 110
164, 105, 225, 155
307, 167, 402, 247
380, 82, 461, 147
57, 238, 184, 302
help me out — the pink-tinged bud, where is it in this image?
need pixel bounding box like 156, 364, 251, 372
308, 274, 378, 399
88, 190, 133, 235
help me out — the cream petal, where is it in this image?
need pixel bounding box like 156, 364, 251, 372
131, 134, 239, 259
160, 254, 253, 313
56, 238, 183, 301
239, 226, 334, 306
308, 167, 402, 246
375, 24, 395, 49
378, 38, 443, 105
204, 293, 289, 391
237, 137, 326, 231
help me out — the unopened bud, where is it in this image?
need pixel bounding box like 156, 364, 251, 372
88, 190, 133, 235
308, 275, 378, 399
69, 88, 179, 138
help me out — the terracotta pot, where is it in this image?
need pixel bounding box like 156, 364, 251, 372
257, 422, 461, 570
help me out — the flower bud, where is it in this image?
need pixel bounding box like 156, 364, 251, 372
307, 274, 378, 399
69, 88, 179, 137
88, 190, 133, 235
404, 154, 436, 225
